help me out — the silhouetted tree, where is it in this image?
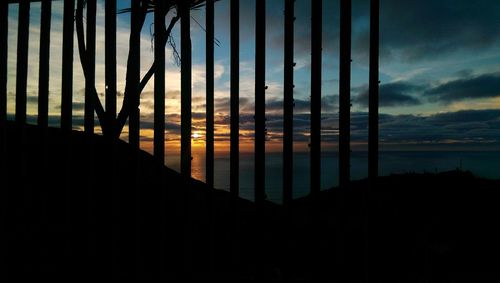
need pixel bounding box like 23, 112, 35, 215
75, 0, 211, 139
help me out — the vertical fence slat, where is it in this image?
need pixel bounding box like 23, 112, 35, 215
230, 0, 239, 196
38, 0, 51, 128
255, 0, 266, 203
0, 1, 7, 124
154, 0, 165, 162
0, 0, 7, 193
0, 3, 5, 277
368, 0, 379, 182
60, 0, 75, 267
129, 0, 141, 148
15, 1, 29, 124
105, 0, 119, 277
180, 1, 192, 177
61, 0, 74, 131
84, 0, 97, 262
205, 1, 216, 274
310, 0, 322, 195
85, 0, 96, 134
283, 0, 294, 205
206, 0, 215, 188
339, 0, 351, 187
106, 0, 116, 132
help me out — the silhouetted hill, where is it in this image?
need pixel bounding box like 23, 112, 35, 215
2, 122, 500, 281
1, 122, 280, 280
290, 170, 500, 280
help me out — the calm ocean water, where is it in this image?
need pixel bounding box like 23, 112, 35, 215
166, 151, 500, 204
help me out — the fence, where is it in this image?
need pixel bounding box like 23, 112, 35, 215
0, 0, 380, 203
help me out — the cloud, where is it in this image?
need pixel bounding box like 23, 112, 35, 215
354, 82, 422, 108
54, 102, 86, 112
213, 96, 252, 113
377, 0, 500, 62
346, 0, 500, 63
266, 109, 500, 146
377, 109, 500, 144
354, 71, 500, 107
425, 72, 500, 103
265, 0, 500, 63
267, 0, 339, 65
321, 94, 339, 112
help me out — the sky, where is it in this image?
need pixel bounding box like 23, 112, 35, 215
5, 0, 500, 163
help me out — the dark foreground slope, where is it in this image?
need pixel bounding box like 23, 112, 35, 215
2, 122, 500, 281
0, 123, 280, 280
290, 171, 500, 281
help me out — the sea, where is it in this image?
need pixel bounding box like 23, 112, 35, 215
165, 151, 500, 204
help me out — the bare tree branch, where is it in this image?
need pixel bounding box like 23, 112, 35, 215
116, 14, 180, 134
75, 0, 210, 138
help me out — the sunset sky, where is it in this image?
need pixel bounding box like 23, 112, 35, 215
5, 0, 500, 160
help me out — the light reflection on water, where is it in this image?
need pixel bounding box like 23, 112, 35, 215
164, 149, 206, 183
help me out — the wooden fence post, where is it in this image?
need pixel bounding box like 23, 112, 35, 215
129, 0, 141, 149
0, 1, 7, 126
106, 0, 117, 134
154, 0, 165, 163
38, 0, 51, 128
180, 0, 192, 178
255, 0, 266, 203
310, 0, 322, 195
85, 0, 96, 134
230, 0, 239, 196
339, 0, 351, 188
283, 0, 295, 205
368, 0, 380, 182
61, 0, 74, 131
15, 0, 29, 124
206, 0, 215, 188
